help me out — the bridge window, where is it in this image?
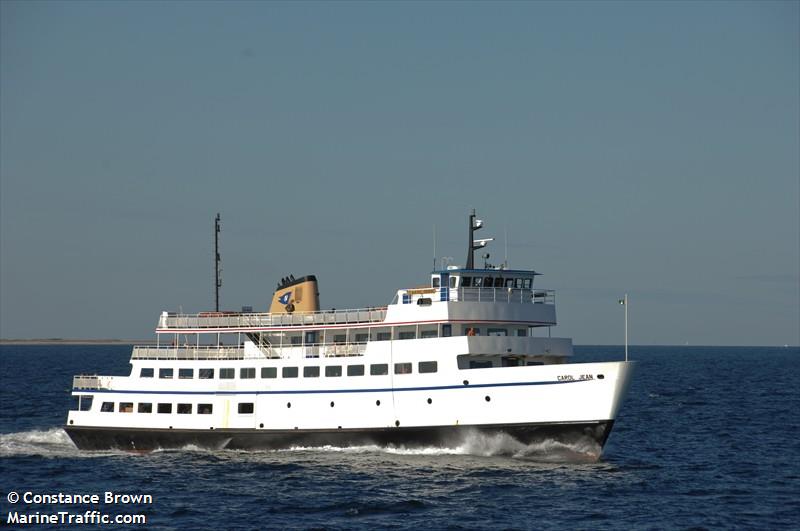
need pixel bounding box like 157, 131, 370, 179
523, 278, 532, 289
432, 276, 440, 288
462, 276, 472, 287
505, 278, 514, 288
494, 278, 504, 287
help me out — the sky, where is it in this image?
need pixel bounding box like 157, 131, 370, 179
1, 1, 798, 345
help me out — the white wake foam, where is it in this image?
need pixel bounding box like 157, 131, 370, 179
0, 427, 79, 457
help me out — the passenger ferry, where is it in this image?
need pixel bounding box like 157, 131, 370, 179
64, 213, 634, 454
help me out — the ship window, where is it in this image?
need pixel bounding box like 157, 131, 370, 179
347, 364, 365, 376
119, 402, 133, 413
494, 277, 504, 287
473, 277, 482, 287
198, 404, 213, 414
370, 364, 388, 376
419, 361, 438, 373
450, 276, 457, 288
138, 403, 152, 413
179, 368, 194, 379
303, 366, 320, 378
355, 333, 369, 343
398, 331, 415, 340
199, 368, 214, 379
238, 403, 254, 414
159, 368, 173, 379
140, 368, 154, 378
240, 368, 256, 379
290, 335, 302, 345
282, 367, 298, 378
465, 327, 480, 336
219, 368, 234, 379
526, 361, 544, 366
261, 367, 277, 379
177, 403, 192, 414
502, 357, 520, 367
394, 362, 412, 374
420, 329, 438, 339
505, 278, 514, 288
79, 395, 93, 411
157, 403, 172, 414
101, 402, 114, 412
376, 332, 391, 341
305, 331, 318, 344
432, 276, 440, 288
333, 334, 346, 344
470, 360, 493, 369
517, 328, 527, 337
514, 278, 523, 288
325, 365, 342, 377
442, 324, 452, 337
484, 277, 493, 286
488, 328, 507, 336
462, 276, 472, 287
522, 278, 532, 289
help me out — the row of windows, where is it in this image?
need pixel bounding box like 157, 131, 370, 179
100, 401, 219, 414
140, 361, 438, 380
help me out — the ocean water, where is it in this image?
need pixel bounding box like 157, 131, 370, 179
1, 345, 798, 530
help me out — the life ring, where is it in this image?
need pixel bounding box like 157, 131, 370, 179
285, 303, 295, 313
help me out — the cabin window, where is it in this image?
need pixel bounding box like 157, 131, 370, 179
179, 368, 194, 379
462, 276, 472, 287
487, 328, 508, 336
240, 368, 256, 379
347, 364, 365, 376
282, 367, 299, 378
138, 403, 152, 413
140, 368, 154, 378
370, 364, 388, 376
325, 366, 342, 377
290, 335, 302, 345
177, 403, 192, 414
261, 367, 277, 379
159, 368, 173, 379
442, 324, 452, 337
517, 328, 527, 337
198, 404, 213, 414
199, 368, 214, 379
502, 357, 520, 367
355, 333, 369, 343
470, 360, 493, 369
305, 331, 318, 344
398, 331, 416, 340
465, 327, 480, 336
238, 403, 254, 414
79, 395, 93, 411
376, 332, 391, 341
220, 368, 234, 379
432, 276, 440, 288
101, 402, 114, 412
420, 329, 438, 339
303, 366, 320, 378
119, 402, 133, 413
333, 334, 346, 344
419, 361, 438, 373
157, 403, 172, 414
394, 363, 412, 375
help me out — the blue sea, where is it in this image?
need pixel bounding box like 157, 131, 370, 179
1, 345, 798, 530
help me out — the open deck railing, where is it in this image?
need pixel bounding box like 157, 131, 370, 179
158, 307, 388, 330
73, 375, 102, 390
131, 346, 248, 360
395, 287, 555, 305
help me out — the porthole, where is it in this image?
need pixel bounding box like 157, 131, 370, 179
259, 423, 264, 428
287, 402, 291, 408
330, 401, 335, 408
485, 396, 491, 402
463, 380, 469, 386
69, 420, 74, 425
338, 426, 342, 430
427, 398, 432, 404
169, 426, 173, 429
210, 427, 214, 430
376, 400, 381, 406
395, 420, 400, 427
598, 374, 605, 379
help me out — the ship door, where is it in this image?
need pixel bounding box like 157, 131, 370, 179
440, 273, 449, 301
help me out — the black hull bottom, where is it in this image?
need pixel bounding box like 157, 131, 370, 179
64, 421, 615, 453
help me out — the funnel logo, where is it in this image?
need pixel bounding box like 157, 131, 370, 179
278, 292, 292, 305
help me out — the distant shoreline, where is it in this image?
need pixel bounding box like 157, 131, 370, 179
0, 339, 157, 345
